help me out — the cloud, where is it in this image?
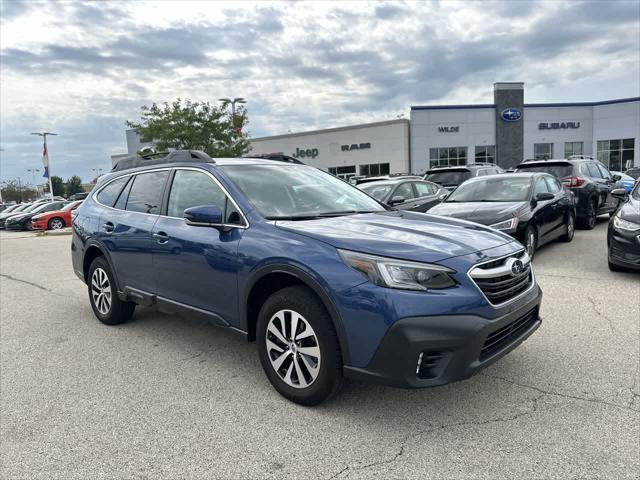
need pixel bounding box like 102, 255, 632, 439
0, 0, 638, 182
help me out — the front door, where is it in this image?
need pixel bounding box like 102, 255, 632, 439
151, 168, 245, 325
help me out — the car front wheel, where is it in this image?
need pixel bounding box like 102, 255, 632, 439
257, 286, 343, 406
524, 225, 537, 259
48, 217, 65, 230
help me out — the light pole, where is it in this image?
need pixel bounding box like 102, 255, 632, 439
219, 97, 246, 132
27, 168, 40, 186
31, 132, 57, 200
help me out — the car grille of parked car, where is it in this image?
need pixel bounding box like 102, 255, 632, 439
480, 307, 539, 361
468, 250, 533, 306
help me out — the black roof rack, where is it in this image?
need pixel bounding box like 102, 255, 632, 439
244, 153, 305, 164
111, 150, 214, 172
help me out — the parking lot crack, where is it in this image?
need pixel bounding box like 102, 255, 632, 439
0, 273, 61, 296
483, 373, 638, 413
326, 393, 544, 479
587, 297, 616, 334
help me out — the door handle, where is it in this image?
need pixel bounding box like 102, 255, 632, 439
103, 221, 114, 233
153, 231, 169, 244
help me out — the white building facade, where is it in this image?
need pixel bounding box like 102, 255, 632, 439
248, 119, 410, 180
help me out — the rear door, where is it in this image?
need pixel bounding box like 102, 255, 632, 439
584, 162, 611, 213
595, 163, 619, 211
98, 170, 170, 294
543, 176, 569, 235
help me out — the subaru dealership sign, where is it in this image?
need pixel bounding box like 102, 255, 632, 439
501, 108, 522, 122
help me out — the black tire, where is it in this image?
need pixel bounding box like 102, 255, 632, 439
87, 256, 135, 325
559, 211, 575, 242
523, 225, 537, 259
48, 217, 65, 230
578, 199, 597, 230
257, 286, 343, 406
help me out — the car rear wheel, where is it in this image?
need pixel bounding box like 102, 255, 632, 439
560, 212, 575, 242
257, 286, 343, 406
87, 256, 135, 325
579, 199, 597, 230
524, 225, 537, 259
48, 217, 65, 230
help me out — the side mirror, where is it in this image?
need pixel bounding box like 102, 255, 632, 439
184, 205, 223, 227
389, 196, 406, 205
611, 188, 628, 200
612, 174, 621, 181
535, 192, 554, 201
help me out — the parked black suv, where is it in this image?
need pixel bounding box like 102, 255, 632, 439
608, 184, 640, 271
515, 158, 621, 229
358, 178, 448, 212
425, 163, 504, 191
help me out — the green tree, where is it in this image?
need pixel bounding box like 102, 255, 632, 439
65, 175, 84, 197
43, 176, 65, 197
0, 179, 38, 203
126, 98, 250, 158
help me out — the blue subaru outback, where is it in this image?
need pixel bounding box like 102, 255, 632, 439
72, 150, 542, 405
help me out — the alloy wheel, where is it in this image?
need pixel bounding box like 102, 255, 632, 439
91, 268, 112, 315
588, 203, 596, 228
526, 232, 536, 257
265, 309, 321, 389
567, 215, 575, 239
50, 219, 64, 229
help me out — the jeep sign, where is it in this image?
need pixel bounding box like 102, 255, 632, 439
293, 147, 319, 159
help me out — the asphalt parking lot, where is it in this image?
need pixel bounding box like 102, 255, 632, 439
1, 220, 638, 479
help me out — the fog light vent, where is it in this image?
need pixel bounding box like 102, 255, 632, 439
416, 351, 445, 379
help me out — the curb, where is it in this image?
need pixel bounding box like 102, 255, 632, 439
36, 228, 72, 236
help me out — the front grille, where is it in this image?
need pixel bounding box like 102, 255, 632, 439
469, 251, 533, 306
480, 307, 538, 360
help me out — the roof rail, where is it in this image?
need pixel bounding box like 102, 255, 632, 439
568, 155, 595, 160
244, 153, 305, 164
111, 150, 214, 171
467, 162, 495, 166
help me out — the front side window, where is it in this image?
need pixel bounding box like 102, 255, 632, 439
221, 164, 385, 219
533, 178, 550, 195
96, 176, 130, 207
167, 170, 242, 224
534, 143, 554, 160
544, 177, 561, 193
392, 183, 414, 200
413, 182, 435, 196
359, 183, 393, 201
125, 171, 169, 214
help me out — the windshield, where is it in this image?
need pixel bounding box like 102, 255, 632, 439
359, 183, 393, 201
62, 201, 80, 211
633, 182, 640, 200
516, 163, 573, 178
446, 177, 532, 202
220, 164, 385, 219
30, 203, 52, 213
425, 170, 471, 186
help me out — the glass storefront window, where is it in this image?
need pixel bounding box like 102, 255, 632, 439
359, 163, 390, 177
329, 165, 356, 180
597, 138, 635, 171
534, 143, 554, 160
564, 141, 583, 157
429, 146, 468, 168
474, 145, 496, 163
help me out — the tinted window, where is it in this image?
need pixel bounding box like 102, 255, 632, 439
113, 177, 133, 210
516, 163, 574, 179
167, 170, 234, 221
446, 177, 531, 202
596, 163, 611, 179
586, 163, 603, 178
96, 176, 130, 207
359, 183, 393, 201
544, 177, 561, 193
125, 171, 169, 214
413, 182, 435, 196
533, 178, 550, 195
392, 183, 414, 200
425, 170, 472, 186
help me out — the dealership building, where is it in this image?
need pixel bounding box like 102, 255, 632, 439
113, 83, 639, 179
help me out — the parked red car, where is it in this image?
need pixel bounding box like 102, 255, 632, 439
31, 200, 83, 230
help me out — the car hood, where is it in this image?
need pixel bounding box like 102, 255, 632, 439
0, 211, 26, 220
428, 201, 527, 226
32, 209, 63, 220
275, 211, 517, 263
6, 213, 34, 222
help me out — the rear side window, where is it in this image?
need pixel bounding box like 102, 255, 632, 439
413, 182, 435, 196
96, 176, 130, 207
544, 177, 561, 193
125, 171, 169, 214
585, 163, 603, 178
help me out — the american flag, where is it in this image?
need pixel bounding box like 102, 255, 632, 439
42, 141, 49, 178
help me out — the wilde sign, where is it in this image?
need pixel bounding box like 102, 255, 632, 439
538, 122, 580, 130
292, 147, 319, 159
341, 142, 371, 151
438, 126, 460, 133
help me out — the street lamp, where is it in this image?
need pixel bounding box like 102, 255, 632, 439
219, 98, 246, 133
31, 132, 57, 200
27, 168, 40, 186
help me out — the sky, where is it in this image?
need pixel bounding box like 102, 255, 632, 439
1, 0, 639, 184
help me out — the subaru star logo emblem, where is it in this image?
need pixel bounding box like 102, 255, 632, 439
508, 258, 525, 276
501, 108, 522, 122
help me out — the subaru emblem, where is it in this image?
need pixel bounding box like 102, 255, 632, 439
501, 108, 522, 122
510, 259, 524, 276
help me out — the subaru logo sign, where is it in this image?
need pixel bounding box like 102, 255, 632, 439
501, 108, 522, 122
507, 258, 525, 276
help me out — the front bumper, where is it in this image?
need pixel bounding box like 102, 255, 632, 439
31, 220, 47, 230
608, 224, 640, 270
5, 220, 29, 230
343, 284, 542, 388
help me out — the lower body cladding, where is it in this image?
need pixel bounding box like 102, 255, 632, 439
344, 286, 542, 388
608, 226, 640, 270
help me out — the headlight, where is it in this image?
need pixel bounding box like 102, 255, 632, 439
338, 249, 456, 291
489, 217, 518, 231
613, 212, 640, 232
